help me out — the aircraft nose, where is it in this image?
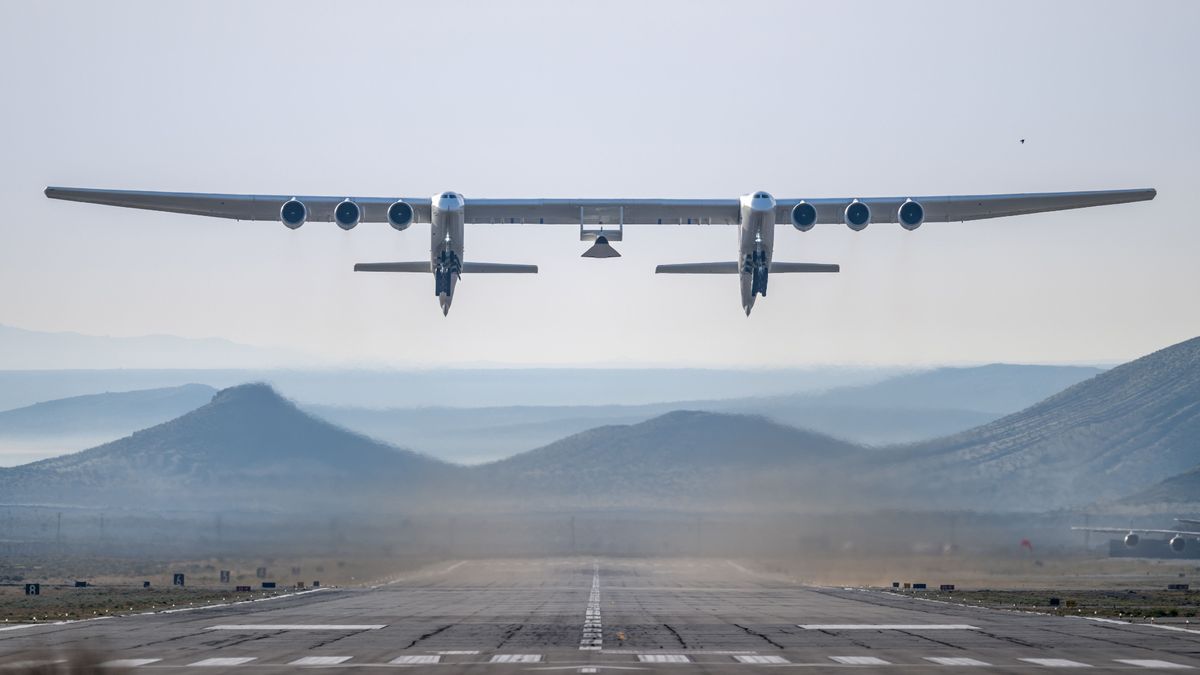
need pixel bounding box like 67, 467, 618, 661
748, 191, 776, 211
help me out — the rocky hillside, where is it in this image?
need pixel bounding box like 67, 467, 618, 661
892, 337, 1200, 510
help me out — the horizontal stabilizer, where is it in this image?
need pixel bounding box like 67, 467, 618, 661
460, 262, 538, 274
354, 262, 430, 273
655, 262, 739, 274
769, 262, 840, 273
655, 262, 841, 274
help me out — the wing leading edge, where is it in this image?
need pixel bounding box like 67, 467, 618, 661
45, 187, 1155, 226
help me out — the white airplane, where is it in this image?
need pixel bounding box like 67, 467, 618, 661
1071, 525, 1200, 552
44, 186, 1156, 315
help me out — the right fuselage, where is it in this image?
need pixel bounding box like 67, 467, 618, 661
738, 191, 778, 315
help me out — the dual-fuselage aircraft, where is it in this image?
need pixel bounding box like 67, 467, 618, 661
44, 186, 1156, 315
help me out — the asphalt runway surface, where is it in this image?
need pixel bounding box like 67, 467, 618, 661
2, 558, 1199, 673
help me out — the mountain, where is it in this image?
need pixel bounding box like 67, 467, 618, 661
0, 384, 216, 436
0, 324, 311, 370
471, 411, 867, 511
309, 364, 1102, 463
0, 383, 456, 511
892, 337, 1200, 510
1119, 465, 1200, 506
0, 384, 218, 466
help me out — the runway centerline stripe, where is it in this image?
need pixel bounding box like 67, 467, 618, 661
205, 624, 385, 630
99, 659, 161, 668
1114, 660, 1192, 669
1019, 658, 1093, 668
289, 656, 352, 665
580, 561, 602, 651
800, 624, 979, 630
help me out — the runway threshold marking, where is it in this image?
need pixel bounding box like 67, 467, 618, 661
289, 656, 353, 665
1114, 660, 1192, 669
206, 624, 385, 630
637, 655, 690, 663
390, 655, 441, 664
491, 654, 543, 663
187, 657, 257, 667
734, 655, 789, 664
99, 659, 162, 668
829, 656, 891, 665
924, 657, 991, 666
1018, 658, 1092, 668
800, 624, 979, 630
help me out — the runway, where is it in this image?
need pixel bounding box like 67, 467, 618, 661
2, 558, 1198, 673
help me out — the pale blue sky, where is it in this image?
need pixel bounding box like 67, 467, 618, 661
1, 0, 1196, 367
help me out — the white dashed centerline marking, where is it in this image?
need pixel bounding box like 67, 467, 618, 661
187, 657, 257, 667
1019, 658, 1093, 668
638, 654, 691, 663
830, 656, 891, 665
580, 562, 602, 651
490, 654, 542, 663
925, 657, 992, 666
1115, 660, 1192, 669
390, 655, 442, 664
289, 656, 352, 666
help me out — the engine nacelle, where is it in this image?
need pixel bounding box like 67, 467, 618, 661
844, 200, 871, 231
1124, 532, 1140, 547
388, 200, 415, 231
1170, 535, 1186, 552
898, 199, 925, 231
791, 201, 818, 232
280, 199, 307, 229
334, 199, 361, 230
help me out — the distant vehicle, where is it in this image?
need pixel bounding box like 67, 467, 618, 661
45, 186, 1155, 315
1072, 524, 1200, 552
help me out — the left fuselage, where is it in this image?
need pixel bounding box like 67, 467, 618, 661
738, 191, 777, 314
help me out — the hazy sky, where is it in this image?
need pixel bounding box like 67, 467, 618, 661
1, 0, 1196, 368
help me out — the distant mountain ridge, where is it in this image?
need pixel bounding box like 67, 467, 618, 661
0, 383, 455, 511
311, 363, 1103, 462
0, 324, 310, 370
0, 384, 216, 436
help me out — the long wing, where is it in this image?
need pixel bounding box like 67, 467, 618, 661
44, 187, 433, 224
774, 188, 1156, 225
45, 187, 1154, 226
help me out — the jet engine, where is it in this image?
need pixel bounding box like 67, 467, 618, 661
844, 200, 871, 231
334, 199, 361, 230
280, 199, 307, 229
791, 201, 818, 231
1171, 535, 1186, 552
898, 199, 925, 231
1124, 532, 1140, 547
388, 200, 415, 231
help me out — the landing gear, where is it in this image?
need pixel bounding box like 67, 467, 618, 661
744, 250, 769, 297
434, 250, 461, 296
